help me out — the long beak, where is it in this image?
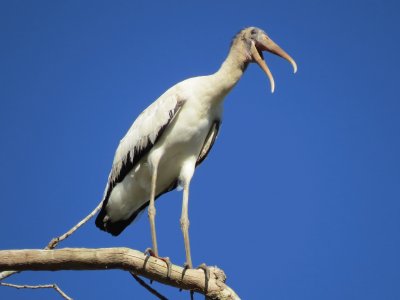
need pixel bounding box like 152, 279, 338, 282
250, 36, 297, 93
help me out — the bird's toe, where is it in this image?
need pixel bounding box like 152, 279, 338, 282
144, 248, 172, 278
197, 263, 210, 295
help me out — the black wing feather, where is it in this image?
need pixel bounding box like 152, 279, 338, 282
196, 121, 221, 166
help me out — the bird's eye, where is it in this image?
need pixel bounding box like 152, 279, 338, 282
251, 29, 258, 36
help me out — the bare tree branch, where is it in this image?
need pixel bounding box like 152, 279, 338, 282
0, 202, 240, 299
46, 202, 103, 250
0, 271, 18, 281
1, 282, 72, 300
0, 201, 103, 281
130, 272, 168, 300
0, 248, 240, 300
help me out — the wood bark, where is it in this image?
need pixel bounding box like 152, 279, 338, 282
0, 247, 240, 300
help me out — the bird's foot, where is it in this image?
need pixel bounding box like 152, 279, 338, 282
183, 262, 209, 284
197, 263, 210, 295
183, 261, 193, 270
144, 248, 172, 279
179, 262, 192, 293
181, 262, 210, 299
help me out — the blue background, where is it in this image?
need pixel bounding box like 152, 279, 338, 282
1, 1, 399, 299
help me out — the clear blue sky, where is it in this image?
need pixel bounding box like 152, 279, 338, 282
1, 1, 399, 299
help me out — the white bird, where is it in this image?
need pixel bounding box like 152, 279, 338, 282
95, 27, 297, 269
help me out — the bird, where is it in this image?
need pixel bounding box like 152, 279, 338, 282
95, 26, 297, 269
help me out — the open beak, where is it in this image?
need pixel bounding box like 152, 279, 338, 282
250, 35, 297, 93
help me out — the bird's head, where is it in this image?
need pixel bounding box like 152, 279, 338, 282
234, 27, 297, 93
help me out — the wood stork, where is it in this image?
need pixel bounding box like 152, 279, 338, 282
95, 27, 297, 269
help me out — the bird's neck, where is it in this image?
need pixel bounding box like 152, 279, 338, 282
212, 46, 250, 95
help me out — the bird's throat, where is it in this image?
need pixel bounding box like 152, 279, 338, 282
213, 47, 249, 94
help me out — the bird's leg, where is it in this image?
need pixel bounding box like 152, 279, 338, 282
146, 152, 172, 278
181, 180, 193, 269
148, 162, 159, 256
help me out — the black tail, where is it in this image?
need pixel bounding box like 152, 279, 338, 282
95, 201, 150, 236
95, 179, 179, 236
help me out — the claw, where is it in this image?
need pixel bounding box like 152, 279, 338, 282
181, 262, 209, 299
144, 248, 172, 279
144, 247, 155, 256
197, 263, 210, 297
163, 257, 172, 278
180, 262, 191, 292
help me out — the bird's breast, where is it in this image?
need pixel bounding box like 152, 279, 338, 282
154, 99, 221, 162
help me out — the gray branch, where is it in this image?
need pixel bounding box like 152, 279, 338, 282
0, 247, 240, 300
1, 282, 72, 300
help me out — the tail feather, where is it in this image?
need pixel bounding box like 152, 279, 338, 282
95, 201, 149, 236
95, 179, 178, 236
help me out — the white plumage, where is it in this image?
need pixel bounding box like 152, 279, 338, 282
96, 27, 297, 268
